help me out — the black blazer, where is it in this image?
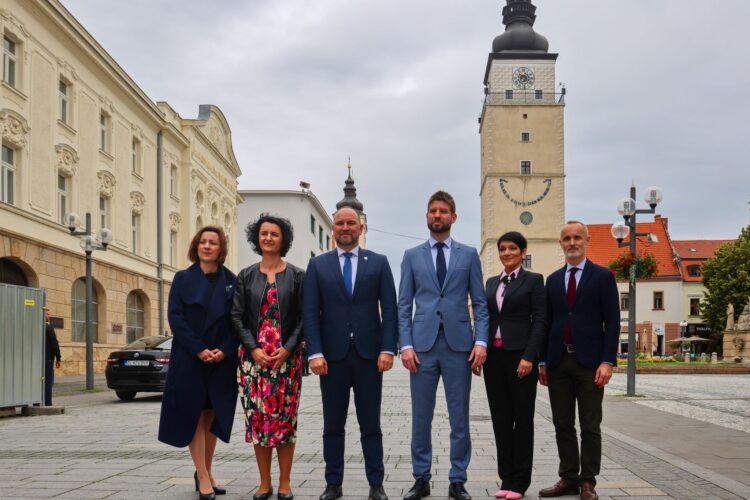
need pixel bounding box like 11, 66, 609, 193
231, 263, 305, 354
485, 268, 547, 362
541, 260, 620, 369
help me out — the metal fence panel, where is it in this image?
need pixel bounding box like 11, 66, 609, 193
0, 283, 44, 407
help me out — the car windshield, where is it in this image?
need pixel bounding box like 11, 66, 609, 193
122, 336, 172, 350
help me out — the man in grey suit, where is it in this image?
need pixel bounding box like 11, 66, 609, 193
398, 191, 490, 500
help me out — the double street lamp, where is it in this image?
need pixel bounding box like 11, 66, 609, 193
610, 184, 663, 397
65, 212, 113, 390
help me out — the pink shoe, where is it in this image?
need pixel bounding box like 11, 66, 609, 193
506, 492, 523, 500
494, 491, 509, 498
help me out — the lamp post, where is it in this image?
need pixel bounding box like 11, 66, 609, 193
679, 320, 688, 359
610, 183, 663, 397
65, 212, 113, 390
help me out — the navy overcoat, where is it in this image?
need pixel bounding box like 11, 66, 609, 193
158, 263, 239, 447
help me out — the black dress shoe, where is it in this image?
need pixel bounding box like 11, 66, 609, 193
448, 482, 471, 500
194, 471, 226, 495
369, 484, 388, 500
253, 488, 274, 500
278, 491, 294, 500
319, 484, 342, 500
403, 478, 430, 500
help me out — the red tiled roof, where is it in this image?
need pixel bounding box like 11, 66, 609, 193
672, 239, 734, 282
586, 215, 681, 278
672, 240, 734, 260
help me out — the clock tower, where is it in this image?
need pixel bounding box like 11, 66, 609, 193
479, 0, 565, 278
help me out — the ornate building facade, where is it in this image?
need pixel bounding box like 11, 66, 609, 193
479, 0, 565, 279
0, 0, 241, 374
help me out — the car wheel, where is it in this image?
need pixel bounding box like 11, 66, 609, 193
116, 391, 137, 401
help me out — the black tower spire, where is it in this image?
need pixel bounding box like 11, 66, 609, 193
336, 158, 363, 212
492, 0, 549, 53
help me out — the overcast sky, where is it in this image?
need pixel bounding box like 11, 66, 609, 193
63, 0, 750, 270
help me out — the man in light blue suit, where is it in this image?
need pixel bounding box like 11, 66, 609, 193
398, 191, 490, 500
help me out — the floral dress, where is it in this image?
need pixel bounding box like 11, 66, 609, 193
238, 282, 302, 447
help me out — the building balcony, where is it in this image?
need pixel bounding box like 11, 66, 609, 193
484, 90, 565, 106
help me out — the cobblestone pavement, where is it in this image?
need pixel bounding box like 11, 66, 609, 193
1, 369, 749, 499
606, 374, 750, 434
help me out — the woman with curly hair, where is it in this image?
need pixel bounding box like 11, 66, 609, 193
231, 214, 304, 500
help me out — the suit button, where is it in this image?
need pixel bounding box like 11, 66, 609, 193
568, 312, 572, 316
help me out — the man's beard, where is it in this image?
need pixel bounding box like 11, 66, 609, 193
335, 235, 359, 247
428, 221, 451, 234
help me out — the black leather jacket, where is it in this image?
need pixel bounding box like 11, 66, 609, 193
230, 263, 305, 354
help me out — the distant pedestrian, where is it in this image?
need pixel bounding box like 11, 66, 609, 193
43, 308, 61, 406
538, 221, 620, 500
158, 226, 238, 500
231, 214, 305, 500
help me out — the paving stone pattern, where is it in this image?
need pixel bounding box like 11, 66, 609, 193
1, 370, 747, 499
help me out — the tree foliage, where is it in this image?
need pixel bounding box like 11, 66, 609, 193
701, 226, 750, 347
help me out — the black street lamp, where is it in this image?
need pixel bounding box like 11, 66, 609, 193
610, 183, 663, 397
65, 212, 113, 390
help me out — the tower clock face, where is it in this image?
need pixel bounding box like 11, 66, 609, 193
513, 67, 535, 90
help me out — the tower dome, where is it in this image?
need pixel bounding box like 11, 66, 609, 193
492, 0, 549, 53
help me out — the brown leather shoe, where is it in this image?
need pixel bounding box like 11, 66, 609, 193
579, 482, 598, 500
538, 479, 579, 497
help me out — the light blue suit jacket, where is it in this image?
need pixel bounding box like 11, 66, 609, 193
398, 240, 490, 352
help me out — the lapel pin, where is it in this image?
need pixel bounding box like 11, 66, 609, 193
364, 256, 368, 261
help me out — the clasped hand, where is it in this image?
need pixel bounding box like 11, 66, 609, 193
197, 348, 226, 363
251, 346, 291, 370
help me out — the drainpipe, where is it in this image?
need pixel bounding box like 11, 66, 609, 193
156, 131, 164, 336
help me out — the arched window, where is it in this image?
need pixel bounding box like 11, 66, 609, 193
126, 291, 145, 342
0, 257, 28, 286
71, 278, 99, 343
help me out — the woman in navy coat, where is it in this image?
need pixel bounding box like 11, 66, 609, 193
159, 225, 238, 500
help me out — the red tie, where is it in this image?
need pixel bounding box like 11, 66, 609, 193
564, 267, 578, 345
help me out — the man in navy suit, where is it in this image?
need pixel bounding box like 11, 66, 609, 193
304, 207, 398, 500
538, 221, 620, 500
398, 191, 489, 500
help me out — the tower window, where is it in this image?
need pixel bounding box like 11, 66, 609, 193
505, 90, 513, 100
520, 161, 532, 176
522, 114, 528, 119
535, 89, 543, 100
520, 132, 531, 142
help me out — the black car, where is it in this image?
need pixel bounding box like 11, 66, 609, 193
105, 335, 172, 400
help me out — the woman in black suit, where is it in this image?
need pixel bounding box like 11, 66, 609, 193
159, 226, 238, 500
483, 231, 547, 500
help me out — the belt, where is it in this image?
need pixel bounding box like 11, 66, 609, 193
564, 344, 575, 353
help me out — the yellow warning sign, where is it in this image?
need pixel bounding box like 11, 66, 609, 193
24, 299, 35, 306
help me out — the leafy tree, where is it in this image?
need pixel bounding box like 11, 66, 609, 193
701, 226, 750, 353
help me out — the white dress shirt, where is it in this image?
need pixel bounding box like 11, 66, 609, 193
494, 266, 521, 340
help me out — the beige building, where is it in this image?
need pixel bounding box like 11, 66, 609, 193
0, 0, 241, 374
479, 1, 565, 279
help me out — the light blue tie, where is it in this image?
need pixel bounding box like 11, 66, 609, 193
343, 252, 353, 297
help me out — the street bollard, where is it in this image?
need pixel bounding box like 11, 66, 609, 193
711, 352, 718, 363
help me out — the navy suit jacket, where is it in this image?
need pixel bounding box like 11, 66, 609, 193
541, 260, 620, 369
398, 240, 489, 353
303, 248, 398, 361
159, 264, 238, 447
